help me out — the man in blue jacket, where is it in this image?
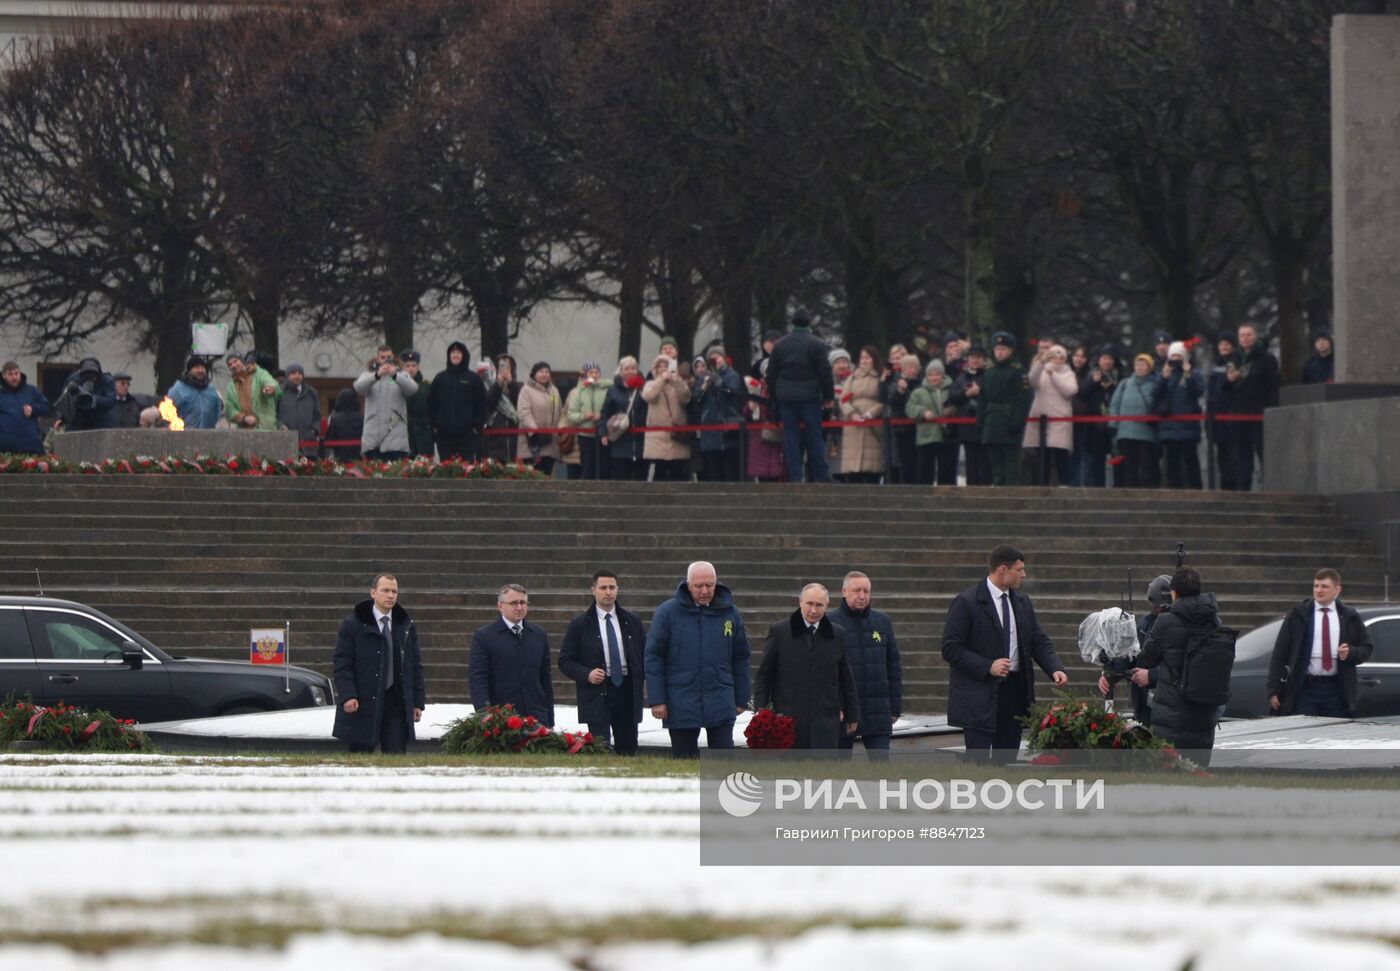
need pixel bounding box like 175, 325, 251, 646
828, 571, 903, 759
645, 561, 751, 758
0, 361, 50, 454
470, 583, 555, 726
166, 357, 223, 429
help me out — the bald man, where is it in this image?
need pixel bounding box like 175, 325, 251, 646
754, 583, 859, 751
645, 561, 751, 758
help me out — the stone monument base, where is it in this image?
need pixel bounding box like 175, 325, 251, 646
1265, 389, 1400, 569
52, 429, 299, 465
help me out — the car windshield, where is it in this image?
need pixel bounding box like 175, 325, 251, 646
1234, 618, 1284, 662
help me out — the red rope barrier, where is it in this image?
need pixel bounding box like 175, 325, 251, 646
302, 411, 1262, 448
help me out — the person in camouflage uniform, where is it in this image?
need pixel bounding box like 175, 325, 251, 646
978, 331, 1031, 486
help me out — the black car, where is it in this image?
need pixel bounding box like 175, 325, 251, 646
0, 596, 334, 723
1225, 603, 1400, 718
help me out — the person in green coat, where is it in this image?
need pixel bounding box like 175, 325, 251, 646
223, 351, 282, 431
566, 361, 610, 479
978, 332, 1031, 485
400, 350, 435, 458
905, 359, 954, 485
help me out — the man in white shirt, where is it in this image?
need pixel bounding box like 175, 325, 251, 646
332, 573, 426, 754
941, 545, 1069, 762
1268, 568, 1373, 718
559, 571, 647, 754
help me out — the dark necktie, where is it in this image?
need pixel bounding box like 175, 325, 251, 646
1321, 607, 1332, 672
808, 624, 818, 641
1000, 593, 1012, 660
511, 623, 523, 638
381, 617, 394, 689
605, 613, 624, 687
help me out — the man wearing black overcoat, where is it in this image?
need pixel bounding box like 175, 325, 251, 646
470, 582, 555, 726
332, 573, 426, 754
941, 545, 1068, 762
754, 583, 860, 750
1268, 568, 1373, 718
559, 570, 647, 755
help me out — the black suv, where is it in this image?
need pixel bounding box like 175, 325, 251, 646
0, 596, 334, 723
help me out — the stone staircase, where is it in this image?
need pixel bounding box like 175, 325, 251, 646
0, 477, 1387, 713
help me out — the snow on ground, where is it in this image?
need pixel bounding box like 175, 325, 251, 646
1, 755, 1399, 968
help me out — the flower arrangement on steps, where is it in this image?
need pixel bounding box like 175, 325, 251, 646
441, 704, 607, 755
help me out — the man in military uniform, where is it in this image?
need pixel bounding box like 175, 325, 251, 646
978, 332, 1031, 486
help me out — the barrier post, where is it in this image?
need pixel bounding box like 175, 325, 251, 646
1204, 406, 1217, 490
883, 412, 894, 483
737, 417, 748, 481
1037, 414, 1049, 485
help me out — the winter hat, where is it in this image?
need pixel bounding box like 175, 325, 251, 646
185, 355, 207, 372
761, 329, 783, 346
1166, 341, 1187, 361
112, 372, 132, 382
706, 344, 727, 361
581, 360, 600, 373
78, 357, 102, 375
399, 349, 421, 364
967, 344, 988, 359
1146, 575, 1173, 608
791, 308, 812, 329
530, 361, 551, 380
1134, 353, 1155, 368
828, 348, 852, 367
658, 335, 679, 353
991, 331, 1015, 350
1215, 330, 1237, 348
285, 362, 305, 375
925, 359, 947, 378
1152, 330, 1173, 346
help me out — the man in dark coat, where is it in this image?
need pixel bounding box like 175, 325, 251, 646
469, 583, 555, 726
829, 570, 902, 758
1268, 568, 1373, 718
1222, 322, 1279, 491
766, 308, 835, 483
1134, 567, 1226, 764
559, 570, 647, 755
332, 574, 426, 754
941, 545, 1068, 763
55, 357, 117, 431
947, 344, 989, 485
277, 364, 323, 458
645, 561, 751, 757
978, 332, 1031, 486
429, 341, 486, 460
1301, 331, 1334, 385
110, 373, 143, 428
755, 583, 860, 750
0, 362, 50, 454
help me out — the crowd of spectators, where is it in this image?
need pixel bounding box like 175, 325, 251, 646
1, 320, 1336, 491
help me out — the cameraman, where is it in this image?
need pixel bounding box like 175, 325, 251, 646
55, 357, 117, 431
1098, 574, 1171, 726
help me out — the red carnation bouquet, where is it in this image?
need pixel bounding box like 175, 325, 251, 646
441, 704, 605, 755
744, 707, 796, 749
624, 374, 646, 390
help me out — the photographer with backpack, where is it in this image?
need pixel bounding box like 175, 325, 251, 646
1133, 566, 1236, 766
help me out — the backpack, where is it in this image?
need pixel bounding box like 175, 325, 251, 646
1175, 623, 1237, 707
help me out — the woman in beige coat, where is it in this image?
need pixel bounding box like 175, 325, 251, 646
641, 353, 692, 481
1021, 343, 1079, 485
517, 362, 565, 476
838, 346, 886, 483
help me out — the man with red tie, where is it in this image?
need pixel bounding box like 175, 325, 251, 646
1268, 569, 1373, 718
